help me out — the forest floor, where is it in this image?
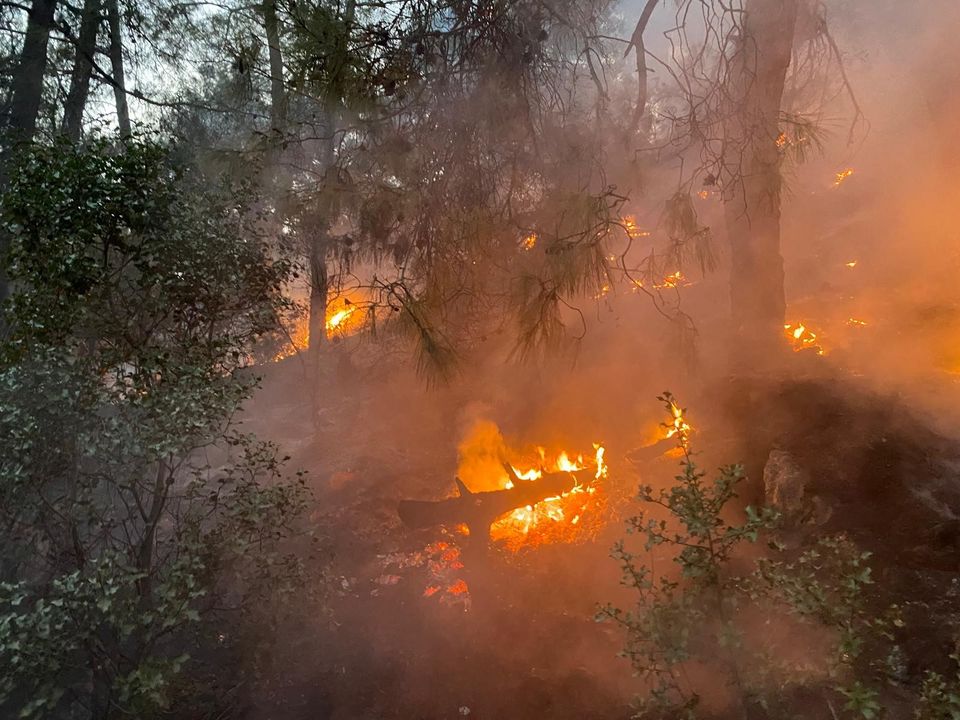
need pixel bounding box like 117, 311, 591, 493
237, 348, 960, 720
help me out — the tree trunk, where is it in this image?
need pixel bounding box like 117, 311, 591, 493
61, 0, 102, 141
260, 0, 287, 132
1, 0, 58, 306
722, 0, 798, 357
105, 0, 130, 136
308, 235, 328, 371
6, 0, 58, 141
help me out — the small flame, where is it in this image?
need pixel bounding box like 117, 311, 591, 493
833, 168, 855, 187
655, 271, 688, 289
521, 232, 538, 250
621, 215, 650, 238
663, 400, 691, 446
845, 260, 858, 268
784, 322, 825, 355
847, 318, 868, 327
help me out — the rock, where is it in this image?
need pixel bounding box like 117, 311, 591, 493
763, 449, 809, 524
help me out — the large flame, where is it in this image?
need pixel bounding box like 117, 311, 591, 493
457, 422, 609, 551
273, 292, 367, 361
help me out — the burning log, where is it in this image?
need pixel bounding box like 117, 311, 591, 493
397, 463, 577, 545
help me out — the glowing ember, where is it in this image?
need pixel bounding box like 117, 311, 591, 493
521, 232, 538, 250
422, 541, 470, 606
847, 318, 868, 327
621, 215, 650, 238
845, 260, 858, 268
446, 579, 469, 595
783, 322, 825, 355
833, 168, 855, 187
697, 190, 711, 199
654, 271, 689, 289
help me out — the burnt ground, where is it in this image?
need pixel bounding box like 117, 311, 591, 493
237, 352, 960, 720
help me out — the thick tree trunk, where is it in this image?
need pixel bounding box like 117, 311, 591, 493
105, 0, 130, 136
7, 0, 58, 141
723, 0, 798, 356
398, 470, 577, 545
308, 236, 328, 368
2, 0, 58, 306
260, 0, 287, 132
61, 0, 102, 141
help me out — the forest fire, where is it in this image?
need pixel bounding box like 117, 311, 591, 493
325, 296, 366, 336
784, 321, 825, 355
273, 293, 367, 360
397, 422, 611, 554
490, 444, 608, 551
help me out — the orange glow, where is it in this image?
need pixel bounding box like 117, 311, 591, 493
453, 422, 609, 551
783, 322, 825, 355
621, 215, 650, 238
521, 232, 538, 250
273, 292, 368, 361
845, 260, 858, 268
833, 168, 855, 187
326, 295, 367, 336
446, 579, 469, 595
662, 398, 692, 450
495, 447, 606, 550
654, 271, 689, 289
274, 315, 310, 361
847, 318, 868, 327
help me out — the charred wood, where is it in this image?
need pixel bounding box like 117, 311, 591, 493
397, 465, 576, 545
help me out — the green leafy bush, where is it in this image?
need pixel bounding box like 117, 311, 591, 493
0, 137, 313, 719
600, 394, 940, 720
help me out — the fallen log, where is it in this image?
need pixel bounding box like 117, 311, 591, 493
398, 463, 577, 544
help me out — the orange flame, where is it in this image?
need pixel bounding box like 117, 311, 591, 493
454, 422, 609, 551
654, 271, 689, 289
783, 322, 825, 355
621, 215, 650, 238
491, 443, 607, 551
833, 168, 855, 187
